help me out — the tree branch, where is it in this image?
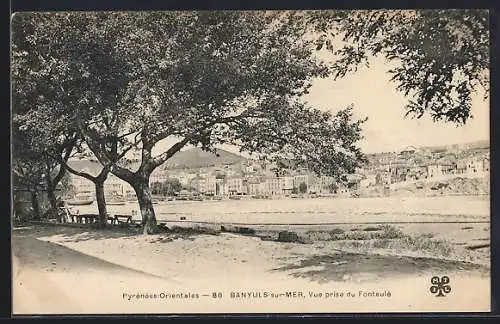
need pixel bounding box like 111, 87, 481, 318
148, 109, 260, 168
151, 137, 191, 167
116, 144, 135, 161
84, 136, 136, 182
49, 137, 77, 188
58, 157, 98, 182
13, 166, 42, 189
118, 129, 138, 140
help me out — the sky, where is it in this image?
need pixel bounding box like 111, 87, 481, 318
151, 54, 489, 158
301, 56, 490, 154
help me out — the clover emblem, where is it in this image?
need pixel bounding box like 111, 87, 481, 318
430, 276, 451, 297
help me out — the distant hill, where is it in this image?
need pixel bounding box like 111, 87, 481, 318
366, 140, 489, 157
161, 148, 248, 170
66, 148, 247, 173
420, 140, 489, 153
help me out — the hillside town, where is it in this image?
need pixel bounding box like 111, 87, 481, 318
67, 141, 490, 200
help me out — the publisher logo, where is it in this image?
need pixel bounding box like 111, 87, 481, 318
430, 276, 451, 297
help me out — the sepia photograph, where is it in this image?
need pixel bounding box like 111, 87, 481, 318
10, 9, 490, 314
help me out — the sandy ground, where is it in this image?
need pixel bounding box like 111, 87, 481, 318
12, 224, 491, 315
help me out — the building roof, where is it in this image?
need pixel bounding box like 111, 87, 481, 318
345, 174, 364, 182
247, 178, 261, 184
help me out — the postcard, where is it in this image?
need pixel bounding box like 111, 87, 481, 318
11, 9, 490, 314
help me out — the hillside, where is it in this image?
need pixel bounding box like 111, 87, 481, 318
421, 139, 489, 153
359, 175, 489, 198
161, 148, 248, 170
365, 140, 489, 162
67, 139, 489, 173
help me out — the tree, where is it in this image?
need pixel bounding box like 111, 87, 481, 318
309, 9, 489, 124
12, 157, 44, 220
151, 178, 182, 196
151, 182, 162, 195
11, 72, 76, 218
12, 131, 76, 221
12, 12, 367, 234
327, 183, 339, 194
162, 178, 182, 196
11, 12, 133, 227
299, 182, 308, 194
12, 12, 79, 218
11, 122, 71, 220
60, 173, 77, 198
59, 162, 113, 227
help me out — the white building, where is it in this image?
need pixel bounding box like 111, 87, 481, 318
104, 174, 126, 196
466, 156, 489, 175
168, 172, 196, 187
265, 177, 281, 196
293, 174, 308, 189
205, 176, 217, 195
149, 171, 170, 185
228, 177, 245, 194
71, 170, 94, 196
247, 182, 261, 195
308, 182, 321, 194
70, 170, 133, 197
427, 164, 442, 178
215, 178, 228, 196
280, 176, 295, 194
359, 174, 377, 188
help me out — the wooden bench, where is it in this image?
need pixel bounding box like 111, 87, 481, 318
75, 214, 99, 224
108, 214, 133, 225
65, 212, 132, 225
57, 207, 95, 225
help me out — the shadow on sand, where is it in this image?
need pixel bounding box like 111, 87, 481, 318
272, 253, 489, 284
12, 223, 220, 244
12, 234, 166, 279
12, 224, 142, 243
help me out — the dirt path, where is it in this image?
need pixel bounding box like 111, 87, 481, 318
12, 226, 491, 314
12, 229, 173, 314
12, 235, 170, 279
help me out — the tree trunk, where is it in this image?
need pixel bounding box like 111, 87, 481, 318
133, 179, 158, 235
95, 181, 108, 228
47, 186, 58, 221
30, 190, 40, 220
47, 188, 57, 211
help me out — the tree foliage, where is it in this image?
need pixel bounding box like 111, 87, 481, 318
309, 9, 489, 124
151, 178, 182, 196
12, 130, 45, 191
11, 11, 367, 232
